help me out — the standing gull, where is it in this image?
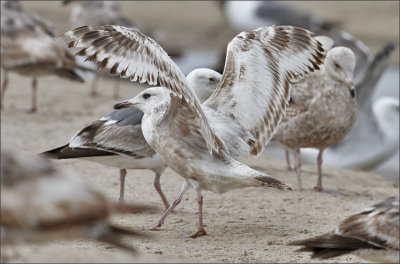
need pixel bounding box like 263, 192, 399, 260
64, 24, 325, 238
1, 148, 152, 258
289, 197, 399, 263
273, 41, 356, 193
0, 0, 90, 112
42, 68, 222, 208
300, 43, 398, 172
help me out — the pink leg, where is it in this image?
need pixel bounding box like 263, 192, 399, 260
153, 170, 170, 210
294, 149, 302, 192
314, 149, 344, 195
91, 73, 100, 97
315, 149, 324, 192
1, 69, 8, 109
28, 77, 37, 113
119, 169, 127, 204
113, 79, 120, 99
181, 186, 207, 239
285, 148, 292, 171
144, 180, 191, 230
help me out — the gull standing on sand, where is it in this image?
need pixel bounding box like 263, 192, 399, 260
273, 38, 356, 193
300, 43, 398, 173
0, 0, 90, 112
289, 196, 399, 263
64, 24, 325, 238
1, 148, 151, 257
42, 68, 222, 209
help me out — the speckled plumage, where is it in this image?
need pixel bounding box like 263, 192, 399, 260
289, 197, 399, 263
274, 42, 357, 192
43, 68, 221, 208
69, 24, 328, 237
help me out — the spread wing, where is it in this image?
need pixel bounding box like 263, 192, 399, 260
63, 25, 220, 153
204, 26, 326, 155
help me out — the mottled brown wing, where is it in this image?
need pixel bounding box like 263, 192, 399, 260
288, 232, 379, 259
204, 25, 326, 155
338, 197, 399, 250
63, 25, 220, 154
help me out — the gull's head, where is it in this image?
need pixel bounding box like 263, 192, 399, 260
114, 87, 170, 113
186, 68, 222, 103
325, 47, 356, 93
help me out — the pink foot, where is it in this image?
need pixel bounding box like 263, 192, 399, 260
143, 220, 163, 231
181, 227, 207, 239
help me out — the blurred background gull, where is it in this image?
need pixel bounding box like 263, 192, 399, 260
2, 1, 398, 184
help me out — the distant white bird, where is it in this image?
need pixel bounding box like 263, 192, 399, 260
289, 196, 400, 263
274, 43, 357, 193
1, 148, 151, 258
63, 24, 326, 237
42, 68, 222, 209
300, 43, 398, 173
0, 0, 90, 112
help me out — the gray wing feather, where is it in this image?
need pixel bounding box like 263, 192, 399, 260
103, 108, 144, 127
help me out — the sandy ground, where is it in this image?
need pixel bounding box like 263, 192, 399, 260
1, 75, 398, 263
1, 1, 399, 263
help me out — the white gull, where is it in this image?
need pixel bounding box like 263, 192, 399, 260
64, 24, 325, 238
42, 68, 222, 209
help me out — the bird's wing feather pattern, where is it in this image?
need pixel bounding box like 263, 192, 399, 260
337, 197, 399, 250
69, 112, 155, 158
63, 25, 220, 153
204, 25, 326, 155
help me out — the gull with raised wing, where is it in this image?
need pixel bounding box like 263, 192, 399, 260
42, 68, 222, 208
289, 197, 399, 263
63, 24, 325, 238
1, 148, 152, 258
0, 1, 91, 112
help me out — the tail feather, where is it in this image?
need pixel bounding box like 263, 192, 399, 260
288, 233, 380, 259
253, 173, 293, 190
237, 162, 293, 190
41, 144, 115, 159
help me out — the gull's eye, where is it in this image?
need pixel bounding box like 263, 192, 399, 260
209, 77, 215, 82
334, 62, 341, 69
143, 93, 151, 99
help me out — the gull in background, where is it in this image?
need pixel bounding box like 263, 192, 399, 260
289, 197, 399, 263
219, 1, 371, 86
1, 147, 152, 259
42, 68, 222, 209
273, 37, 356, 193
300, 43, 398, 174
0, 0, 91, 112
64, 24, 325, 238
